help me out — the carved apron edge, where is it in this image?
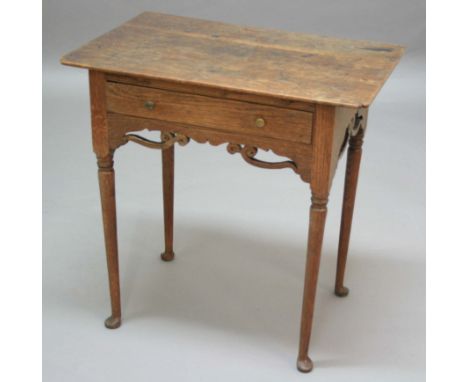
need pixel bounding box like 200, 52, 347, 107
109, 125, 312, 183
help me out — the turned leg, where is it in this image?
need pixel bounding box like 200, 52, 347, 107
160, 145, 175, 261
97, 153, 122, 329
334, 129, 364, 297
297, 196, 329, 373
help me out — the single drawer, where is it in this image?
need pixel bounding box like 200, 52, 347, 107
106, 82, 313, 144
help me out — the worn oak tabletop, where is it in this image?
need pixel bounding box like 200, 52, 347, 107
61, 12, 404, 108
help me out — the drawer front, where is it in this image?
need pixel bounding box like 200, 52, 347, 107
106, 82, 313, 144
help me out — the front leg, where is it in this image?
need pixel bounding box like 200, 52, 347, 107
297, 195, 329, 372
89, 70, 121, 329
97, 152, 122, 329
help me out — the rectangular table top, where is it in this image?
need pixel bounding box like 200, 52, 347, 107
61, 12, 404, 108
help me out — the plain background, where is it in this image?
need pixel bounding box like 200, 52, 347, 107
43, 1, 425, 381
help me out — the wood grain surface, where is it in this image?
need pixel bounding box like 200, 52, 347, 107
61, 12, 404, 107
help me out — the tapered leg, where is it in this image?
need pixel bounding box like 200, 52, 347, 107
334, 129, 364, 297
97, 153, 122, 329
160, 146, 175, 261
297, 196, 329, 373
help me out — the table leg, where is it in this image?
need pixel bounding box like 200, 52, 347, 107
334, 129, 364, 297
161, 145, 175, 261
297, 195, 329, 373
97, 152, 122, 329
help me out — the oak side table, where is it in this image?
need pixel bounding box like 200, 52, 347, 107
61, 12, 404, 373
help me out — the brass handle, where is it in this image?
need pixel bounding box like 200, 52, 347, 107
144, 100, 155, 110
255, 117, 265, 128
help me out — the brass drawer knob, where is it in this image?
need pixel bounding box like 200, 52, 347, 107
255, 117, 265, 128
144, 100, 155, 110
